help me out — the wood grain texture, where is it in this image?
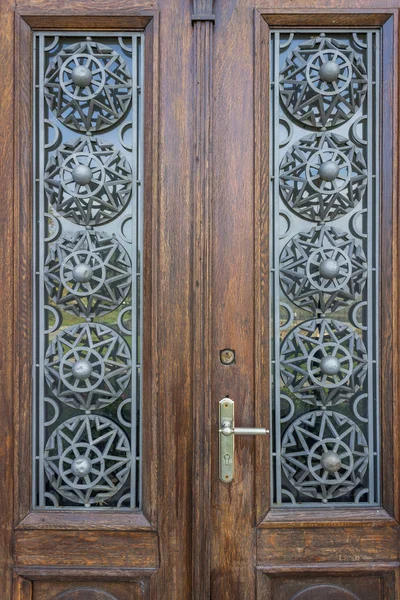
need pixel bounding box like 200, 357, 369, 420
15, 530, 159, 568
257, 526, 399, 564
16, 0, 155, 15
211, 1, 258, 597
213, 4, 400, 598
15, 567, 155, 580
254, 5, 271, 526
191, 1, 214, 599
17, 511, 153, 531
14, 13, 33, 527
0, 0, 16, 597
11, 6, 193, 599
13, 573, 33, 600
17, 15, 153, 29
261, 507, 396, 527
149, 1, 194, 598
33, 580, 149, 600
379, 14, 399, 521
268, 574, 384, 600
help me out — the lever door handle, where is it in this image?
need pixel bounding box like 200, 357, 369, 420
220, 423, 268, 436
219, 397, 269, 482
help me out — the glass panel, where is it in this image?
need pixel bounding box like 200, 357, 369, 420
270, 30, 380, 506
32, 32, 143, 509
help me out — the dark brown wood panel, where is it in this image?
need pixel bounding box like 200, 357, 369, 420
33, 580, 149, 600
211, 0, 257, 596
0, 0, 17, 595
210, 2, 400, 599
15, 531, 159, 569
257, 526, 399, 565
268, 575, 385, 600
6, 1, 194, 599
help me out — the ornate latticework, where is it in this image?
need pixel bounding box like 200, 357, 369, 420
34, 33, 142, 510
44, 415, 131, 505
280, 35, 368, 129
279, 133, 367, 221
279, 225, 367, 314
280, 319, 367, 407
271, 30, 379, 505
44, 136, 132, 226
45, 323, 132, 411
281, 410, 368, 501
45, 230, 132, 318
44, 40, 132, 132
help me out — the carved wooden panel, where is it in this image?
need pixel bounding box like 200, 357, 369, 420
268, 575, 385, 600
33, 580, 148, 600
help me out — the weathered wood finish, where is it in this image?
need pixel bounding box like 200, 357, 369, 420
1, 0, 400, 598
5, 1, 194, 599
210, 2, 400, 599
191, 1, 214, 598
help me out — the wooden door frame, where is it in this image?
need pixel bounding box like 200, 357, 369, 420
0, 1, 196, 598
208, 2, 400, 599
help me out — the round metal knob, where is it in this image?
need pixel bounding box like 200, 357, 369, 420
72, 359, 93, 380
72, 164, 93, 186
71, 456, 92, 477
72, 263, 93, 283
319, 60, 340, 82
320, 450, 342, 473
319, 258, 340, 279
320, 355, 341, 376
71, 65, 93, 87
318, 160, 339, 181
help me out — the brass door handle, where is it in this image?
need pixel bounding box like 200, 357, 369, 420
220, 423, 268, 436
219, 397, 269, 482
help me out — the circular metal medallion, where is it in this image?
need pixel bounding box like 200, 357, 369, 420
280, 36, 367, 129
44, 40, 132, 132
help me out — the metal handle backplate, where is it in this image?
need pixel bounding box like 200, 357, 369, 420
219, 397, 269, 483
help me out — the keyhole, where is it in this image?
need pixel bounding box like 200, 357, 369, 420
224, 454, 231, 466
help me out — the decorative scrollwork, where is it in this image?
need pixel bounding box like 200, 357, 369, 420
279, 132, 367, 221
281, 410, 368, 502
45, 230, 132, 318
45, 323, 131, 411
280, 35, 367, 129
279, 225, 367, 314
280, 319, 367, 406
44, 415, 131, 506
44, 40, 132, 132
44, 136, 132, 226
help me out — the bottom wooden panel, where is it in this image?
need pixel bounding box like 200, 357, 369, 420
33, 580, 149, 600
258, 571, 397, 600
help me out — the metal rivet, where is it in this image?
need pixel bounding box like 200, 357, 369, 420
220, 349, 235, 365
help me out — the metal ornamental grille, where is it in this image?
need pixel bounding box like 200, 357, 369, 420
33, 32, 144, 509
270, 30, 380, 506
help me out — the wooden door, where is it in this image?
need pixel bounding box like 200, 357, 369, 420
0, 1, 195, 599
1, 0, 400, 599
205, 1, 400, 599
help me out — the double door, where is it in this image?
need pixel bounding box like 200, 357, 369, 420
0, 0, 399, 598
